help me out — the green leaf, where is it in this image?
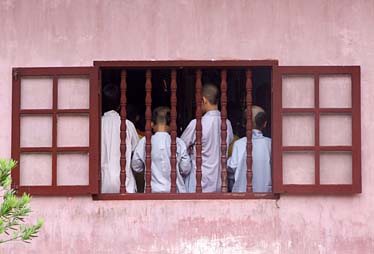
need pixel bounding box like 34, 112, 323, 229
0, 159, 42, 245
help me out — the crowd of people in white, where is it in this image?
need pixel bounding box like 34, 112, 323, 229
101, 83, 272, 193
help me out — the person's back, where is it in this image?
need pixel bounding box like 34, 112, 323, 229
201, 110, 231, 192
227, 106, 272, 192
101, 84, 139, 193
252, 129, 271, 192
181, 84, 233, 192
131, 107, 191, 193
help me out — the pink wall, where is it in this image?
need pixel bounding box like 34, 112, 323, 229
1, 0, 374, 253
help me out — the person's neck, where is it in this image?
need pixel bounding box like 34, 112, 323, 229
154, 125, 170, 133
205, 105, 218, 112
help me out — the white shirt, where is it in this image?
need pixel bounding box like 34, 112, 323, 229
101, 110, 139, 193
131, 132, 191, 193
227, 129, 272, 192
181, 110, 233, 192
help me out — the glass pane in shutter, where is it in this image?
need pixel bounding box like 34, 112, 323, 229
57, 115, 89, 147
320, 114, 352, 146
282, 114, 315, 146
57, 153, 89, 186
320, 75, 351, 108
283, 151, 315, 184
282, 75, 314, 108
21, 77, 53, 109
20, 153, 52, 185
21, 116, 52, 147
320, 152, 352, 184
58, 77, 89, 109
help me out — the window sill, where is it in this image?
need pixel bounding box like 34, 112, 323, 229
92, 192, 280, 200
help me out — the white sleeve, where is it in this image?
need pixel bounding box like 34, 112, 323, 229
180, 120, 196, 148
177, 139, 191, 176
227, 119, 234, 145
267, 139, 272, 187
131, 137, 146, 173
100, 118, 108, 170
269, 139, 272, 159
126, 120, 139, 152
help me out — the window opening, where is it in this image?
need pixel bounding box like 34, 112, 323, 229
100, 66, 272, 195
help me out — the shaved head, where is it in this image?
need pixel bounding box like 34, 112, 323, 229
202, 84, 219, 105
152, 106, 171, 126
252, 105, 266, 129
242, 105, 266, 129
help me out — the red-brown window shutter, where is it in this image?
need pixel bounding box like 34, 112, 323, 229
272, 66, 361, 194
11, 67, 99, 195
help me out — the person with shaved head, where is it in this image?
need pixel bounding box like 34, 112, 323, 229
131, 107, 191, 193
227, 105, 272, 192
181, 84, 234, 193
101, 84, 139, 193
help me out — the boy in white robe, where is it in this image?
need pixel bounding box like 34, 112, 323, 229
131, 107, 191, 193
227, 106, 272, 192
181, 84, 233, 193
101, 84, 139, 193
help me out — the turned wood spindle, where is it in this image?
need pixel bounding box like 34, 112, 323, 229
170, 69, 177, 193
195, 69, 203, 193
145, 70, 152, 193
220, 69, 228, 192
246, 69, 253, 192
120, 70, 127, 193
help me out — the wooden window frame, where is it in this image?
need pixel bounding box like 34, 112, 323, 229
273, 66, 361, 194
93, 60, 279, 200
11, 67, 100, 195
11, 61, 361, 199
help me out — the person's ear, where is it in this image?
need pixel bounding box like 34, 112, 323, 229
151, 122, 154, 128
263, 121, 267, 129
202, 96, 207, 104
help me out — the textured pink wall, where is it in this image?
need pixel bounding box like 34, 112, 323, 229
1, 0, 374, 253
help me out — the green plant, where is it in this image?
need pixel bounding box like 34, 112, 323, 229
0, 159, 43, 244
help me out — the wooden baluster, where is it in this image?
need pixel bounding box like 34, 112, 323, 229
145, 70, 152, 193
220, 69, 228, 192
195, 69, 203, 193
120, 70, 127, 193
246, 69, 253, 192
170, 70, 178, 193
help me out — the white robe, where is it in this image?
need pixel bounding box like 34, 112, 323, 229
101, 110, 139, 193
131, 132, 191, 193
227, 129, 272, 192
181, 110, 233, 192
